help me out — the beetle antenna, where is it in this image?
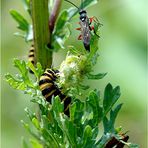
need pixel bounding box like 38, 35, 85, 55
64, 0, 79, 9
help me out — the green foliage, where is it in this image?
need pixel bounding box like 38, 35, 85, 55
5, 59, 138, 147
52, 10, 71, 50
22, 0, 31, 15
103, 84, 121, 116
5, 59, 33, 90
9, 0, 99, 48
5, 59, 43, 96
7, 0, 139, 147
9, 9, 32, 41
5, 58, 138, 147
58, 20, 105, 96
67, 0, 99, 19
22, 137, 30, 148
86, 73, 107, 79
10, 10, 29, 31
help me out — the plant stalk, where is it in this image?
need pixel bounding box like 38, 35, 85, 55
31, 0, 52, 69
49, 0, 62, 33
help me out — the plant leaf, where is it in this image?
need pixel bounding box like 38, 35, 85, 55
14, 32, 25, 38
87, 90, 103, 125
22, 0, 31, 15
87, 73, 107, 79
32, 117, 40, 130
80, 0, 98, 10
129, 143, 139, 148
40, 128, 56, 147
95, 133, 112, 147
103, 116, 110, 134
103, 83, 121, 115
13, 59, 34, 88
27, 62, 43, 80
14, 59, 28, 77
22, 137, 30, 148
109, 104, 123, 132
10, 9, 29, 31
82, 125, 93, 147
30, 139, 43, 148
52, 96, 64, 116
25, 25, 33, 41
54, 10, 69, 36
72, 99, 85, 126
52, 10, 70, 50
67, 0, 99, 19
24, 107, 36, 121
70, 102, 76, 121
21, 120, 41, 142
55, 114, 77, 147
5, 74, 26, 90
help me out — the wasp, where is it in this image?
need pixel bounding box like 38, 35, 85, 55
65, 0, 100, 51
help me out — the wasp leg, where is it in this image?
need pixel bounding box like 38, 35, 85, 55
89, 25, 100, 38
78, 34, 82, 40
76, 27, 81, 31
89, 16, 95, 25
94, 29, 100, 38
89, 26, 94, 31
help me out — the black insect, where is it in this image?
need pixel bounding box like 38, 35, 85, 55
28, 44, 36, 74
65, 0, 99, 51
39, 69, 71, 116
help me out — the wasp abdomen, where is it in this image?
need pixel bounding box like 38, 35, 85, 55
84, 43, 90, 51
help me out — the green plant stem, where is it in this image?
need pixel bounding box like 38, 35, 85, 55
49, 0, 62, 33
31, 0, 52, 69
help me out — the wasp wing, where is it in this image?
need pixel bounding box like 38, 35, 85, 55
80, 17, 91, 50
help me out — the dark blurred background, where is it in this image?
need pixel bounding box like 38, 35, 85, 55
1, 0, 147, 147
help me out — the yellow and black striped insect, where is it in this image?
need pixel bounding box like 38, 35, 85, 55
39, 69, 71, 116
28, 44, 36, 74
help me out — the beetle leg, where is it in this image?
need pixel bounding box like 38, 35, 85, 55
76, 27, 81, 31
78, 34, 82, 40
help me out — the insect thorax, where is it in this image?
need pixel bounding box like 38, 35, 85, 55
79, 10, 87, 22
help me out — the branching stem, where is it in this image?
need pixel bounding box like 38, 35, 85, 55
31, 0, 52, 69
49, 0, 62, 33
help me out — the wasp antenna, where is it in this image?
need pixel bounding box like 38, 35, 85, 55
64, 0, 79, 9
81, 0, 83, 9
